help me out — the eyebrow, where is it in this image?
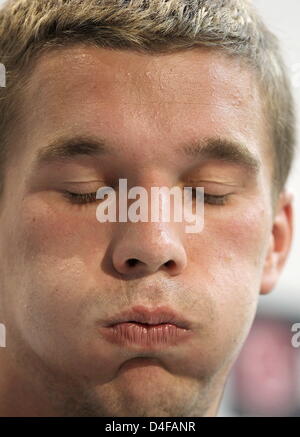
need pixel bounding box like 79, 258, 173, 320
32, 135, 113, 168
178, 137, 261, 175
33, 134, 261, 175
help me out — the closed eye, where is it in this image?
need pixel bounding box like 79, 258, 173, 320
189, 187, 231, 206
62, 191, 98, 204
202, 193, 230, 206
62, 189, 231, 206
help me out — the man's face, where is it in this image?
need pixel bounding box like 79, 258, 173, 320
0, 46, 280, 416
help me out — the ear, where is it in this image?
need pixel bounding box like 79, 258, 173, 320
260, 190, 294, 295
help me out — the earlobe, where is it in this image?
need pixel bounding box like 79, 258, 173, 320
260, 191, 294, 296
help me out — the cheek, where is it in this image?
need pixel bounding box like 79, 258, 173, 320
206, 200, 270, 272
4, 198, 122, 379
15, 195, 112, 324
187, 202, 271, 356
20, 196, 105, 258
6, 197, 99, 324
216, 205, 270, 304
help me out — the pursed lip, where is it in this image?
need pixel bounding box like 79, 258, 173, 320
102, 304, 191, 329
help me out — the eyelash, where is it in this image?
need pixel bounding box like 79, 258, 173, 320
62, 190, 230, 206
63, 191, 98, 204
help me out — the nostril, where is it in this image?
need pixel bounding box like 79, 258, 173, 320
126, 258, 176, 269
164, 260, 175, 269
126, 258, 140, 268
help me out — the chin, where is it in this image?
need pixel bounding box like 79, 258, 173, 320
90, 360, 197, 417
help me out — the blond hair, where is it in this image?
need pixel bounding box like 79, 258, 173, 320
0, 0, 296, 200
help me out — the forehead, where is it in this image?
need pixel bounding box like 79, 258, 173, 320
25, 44, 262, 114
18, 44, 272, 172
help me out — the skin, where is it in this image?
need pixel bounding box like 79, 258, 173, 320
0, 45, 293, 417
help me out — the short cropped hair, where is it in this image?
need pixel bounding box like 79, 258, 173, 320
0, 0, 296, 201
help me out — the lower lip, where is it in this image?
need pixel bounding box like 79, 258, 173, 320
101, 322, 192, 348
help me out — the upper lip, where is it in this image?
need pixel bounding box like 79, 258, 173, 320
103, 305, 191, 329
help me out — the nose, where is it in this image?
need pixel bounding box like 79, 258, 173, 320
111, 223, 187, 278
